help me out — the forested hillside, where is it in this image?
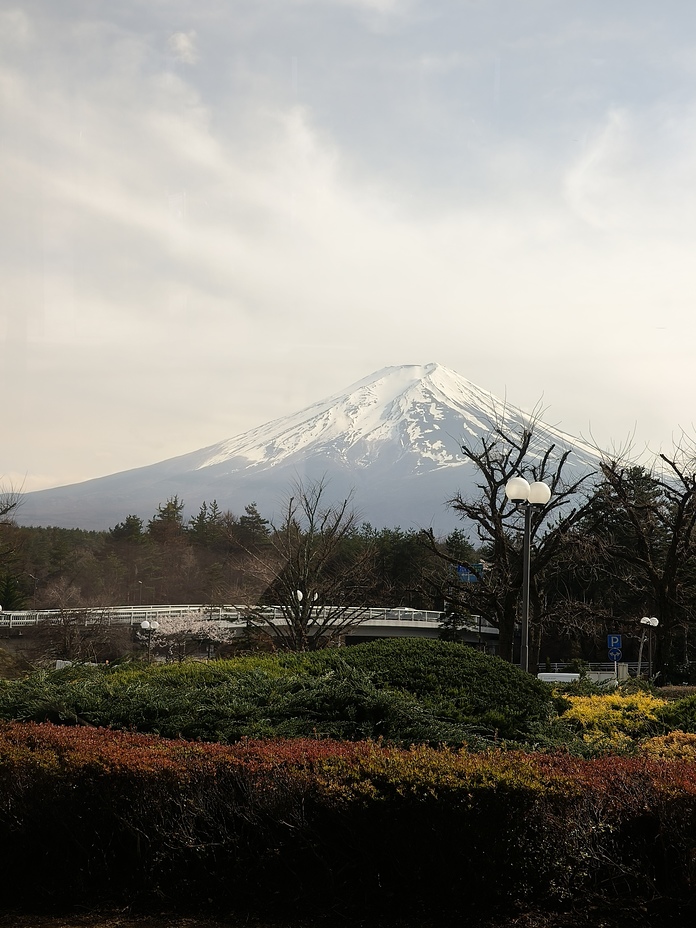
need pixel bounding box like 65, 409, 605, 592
0, 495, 465, 613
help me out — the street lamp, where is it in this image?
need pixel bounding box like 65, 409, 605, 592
140, 619, 159, 663
504, 476, 552, 673
296, 590, 318, 646
638, 616, 659, 680
28, 574, 38, 607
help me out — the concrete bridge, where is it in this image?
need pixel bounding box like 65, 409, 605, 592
0, 604, 499, 651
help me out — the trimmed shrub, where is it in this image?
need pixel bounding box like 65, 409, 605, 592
654, 685, 696, 701
2, 723, 696, 920
554, 692, 667, 745
640, 731, 696, 760
657, 693, 696, 733
0, 640, 555, 744
295, 638, 555, 738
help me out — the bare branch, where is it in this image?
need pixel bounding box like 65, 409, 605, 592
237, 476, 377, 650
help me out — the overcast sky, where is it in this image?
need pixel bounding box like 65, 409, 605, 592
3, 0, 696, 493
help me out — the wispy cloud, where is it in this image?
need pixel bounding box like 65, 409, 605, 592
566, 104, 696, 234
0, 8, 33, 47
3, 0, 696, 493
168, 30, 198, 64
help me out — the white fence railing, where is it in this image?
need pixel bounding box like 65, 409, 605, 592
0, 604, 498, 635
538, 662, 641, 674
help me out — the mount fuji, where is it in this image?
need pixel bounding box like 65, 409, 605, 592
18, 363, 600, 533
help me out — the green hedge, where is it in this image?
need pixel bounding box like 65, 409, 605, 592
0, 640, 554, 744
658, 693, 696, 733
291, 638, 553, 734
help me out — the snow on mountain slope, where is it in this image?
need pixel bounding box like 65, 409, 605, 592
183, 363, 597, 474
18, 363, 600, 531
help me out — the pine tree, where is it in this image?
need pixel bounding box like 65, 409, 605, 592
109, 514, 145, 543
237, 503, 271, 547
148, 496, 186, 543
188, 500, 224, 547
0, 574, 25, 610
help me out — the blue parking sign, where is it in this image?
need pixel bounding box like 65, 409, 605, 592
607, 634, 622, 650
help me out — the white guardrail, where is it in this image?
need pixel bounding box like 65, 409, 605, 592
539, 662, 641, 674
0, 604, 497, 635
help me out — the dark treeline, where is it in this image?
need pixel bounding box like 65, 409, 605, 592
0, 494, 471, 614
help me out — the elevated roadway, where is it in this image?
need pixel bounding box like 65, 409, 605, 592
0, 604, 498, 649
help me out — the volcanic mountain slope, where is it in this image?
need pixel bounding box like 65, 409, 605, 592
18, 363, 599, 531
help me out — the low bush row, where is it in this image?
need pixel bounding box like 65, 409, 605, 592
2, 722, 696, 920
6, 640, 696, 754
0, 640, 554, 744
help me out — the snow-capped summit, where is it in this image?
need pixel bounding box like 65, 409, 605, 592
196, 363, 496, 472
18, 363, 599, 531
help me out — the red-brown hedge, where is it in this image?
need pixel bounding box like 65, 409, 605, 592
1, 722, 696, 920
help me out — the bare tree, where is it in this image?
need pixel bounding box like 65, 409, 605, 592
583, 435, 696, 680
28, 578, 132, 664
0, 480, 22, 522
0, 479, 24, 585
240, 478, 377, 651
424, 421, 595, 663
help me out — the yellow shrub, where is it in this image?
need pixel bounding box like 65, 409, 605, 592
579, 730, 636, 755
560, 692, 667, 738
639, 731, 696, 760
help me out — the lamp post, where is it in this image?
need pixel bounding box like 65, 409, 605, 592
296, 590, 318, 648
504, 476, 552, 673
29, 574, 38, 608
140, 619, 160, 663
638, 616, 659, 680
